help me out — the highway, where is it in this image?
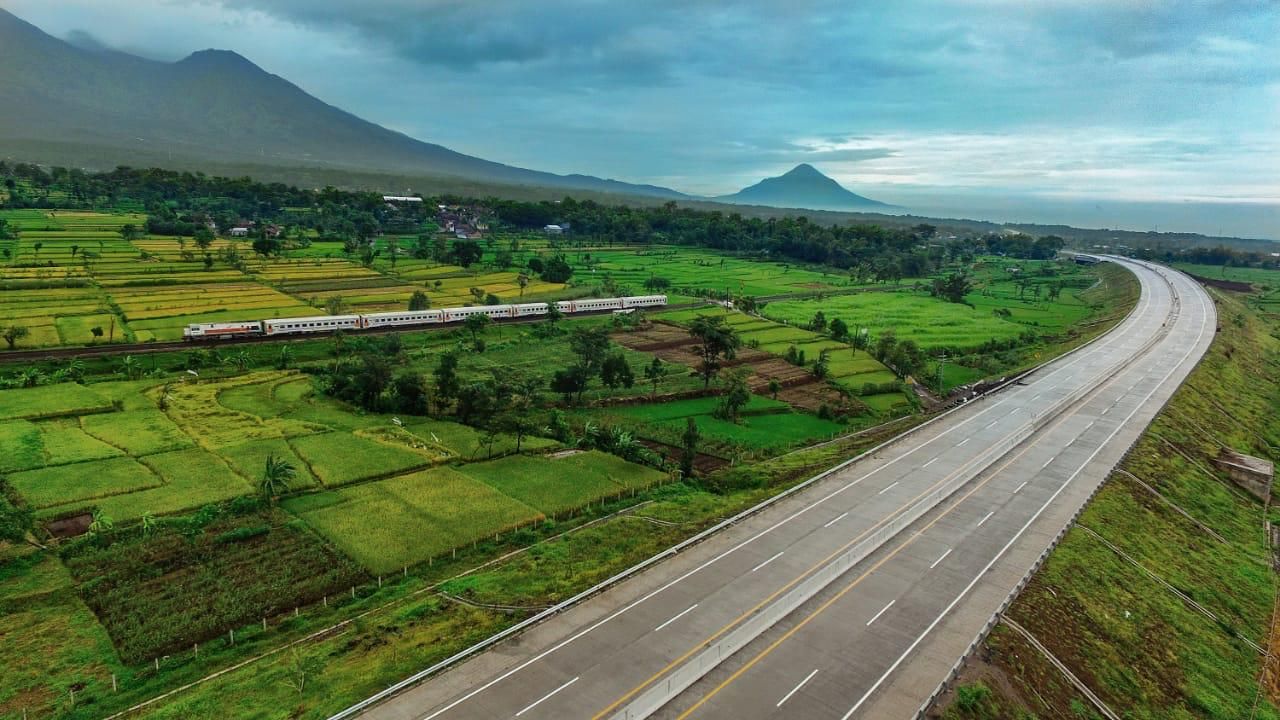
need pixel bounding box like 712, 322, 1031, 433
344, 259, 1214, 720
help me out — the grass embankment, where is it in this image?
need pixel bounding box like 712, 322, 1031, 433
935, 288, 1280, 720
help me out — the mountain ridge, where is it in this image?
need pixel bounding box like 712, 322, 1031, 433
0, 8, 687, 199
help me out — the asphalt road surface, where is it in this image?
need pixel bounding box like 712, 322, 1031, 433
346, 259, 1214, 720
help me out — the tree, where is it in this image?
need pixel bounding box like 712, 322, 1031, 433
360, 243, 379, 268
281, 647, 325, 695
2, 325, 29, 349
223, 348, 251, 373
70, 244, 79, 258
433, 351, 461, 412
643, 357, 669, 399
550, 364, 590, 404
452, 240, 483, 268
930, 272, 973, 304
688, 315, 741, 387
527, 256, 545, 274
828, 318, 849, 341
392, 372, 430, 415
325, 296, 349, 315
193, 226, 214, 251
386, 237, 400, 269
252, 236, 282, 257
516, 272, 531, 297
469, 286, 486, 304
540, 255, 573, 283
275, 345, 294, 370
680, 417, 700, 479
87, 509, 114, 536
118, 223, 140, 242
120, 354, 142, 379
259, 454, 295, 502
570, 327, 611, 374
768, 378, 782, 400
715, 369, 752, 423
600, 352, 635, 389
408, 290, 431, 311
809, 311, 827, 332
0, 491, 33, 545
812, 349, 831, 379
494, 249, 513, 269
464, 313, 491, 345
644, 276, 672, 292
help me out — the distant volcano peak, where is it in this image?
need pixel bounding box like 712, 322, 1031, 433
716, 163, 891, 211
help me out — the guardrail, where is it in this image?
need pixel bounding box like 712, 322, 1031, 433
912, 263, 1211, 720
609, 263, 1174, 719
326, 261, 1153, 720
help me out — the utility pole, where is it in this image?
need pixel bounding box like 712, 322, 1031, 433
936, 353, 947, 396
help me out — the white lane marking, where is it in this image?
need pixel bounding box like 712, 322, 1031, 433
1042, 455, 1055, 468
1085, 420, 1095, 430
877, 481, 900, 495
983, 420, 998, 430
866, 600, 895, 626
840, 265, 1211, 720
977, 511, 994, 527
777, 669, 819, 708
1030, 394, 1040, 402
514, 676, 579, 717
922, 457, 939, 468
823, 511, 849, 528
654, 604, 699, 632
1102, 405, 1111, 415
409, 265, 1171, 720
956, 438, 971, 447
1014, 481, 1028, 494
929, 548, 953, 569
751, 552, 784, 573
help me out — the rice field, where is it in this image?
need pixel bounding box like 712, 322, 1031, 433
457, 451, 665, 515
284, 467, 546, 573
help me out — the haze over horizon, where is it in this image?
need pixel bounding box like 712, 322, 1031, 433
4, 1, 1279, 239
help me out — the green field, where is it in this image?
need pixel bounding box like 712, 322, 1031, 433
285, 467, 545, 573
458, 450, 665, 515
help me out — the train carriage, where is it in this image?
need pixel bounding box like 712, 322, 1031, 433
360, 309, 445, 329
182, 321, 263, 340
263, 315, 361, 335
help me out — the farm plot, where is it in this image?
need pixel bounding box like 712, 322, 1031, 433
288, 432, 434, 486
219, 438, 320, 490
285, 467, 544, 573
162, 372, 328, 447
9, 456, 163, 512
111, 282, 315, 341
0, 383, 114, 420
458, 450, 664, 516
61, 509, 365, 663
762, 292, 1026, 351
401, 418, 559, 460
560, 246, 859, 296
590, 395, 845, 453
80, 409, 193, 456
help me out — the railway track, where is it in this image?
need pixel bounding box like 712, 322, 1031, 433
0, 302, 707, 365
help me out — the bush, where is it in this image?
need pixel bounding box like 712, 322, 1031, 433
213, 524, 270, 544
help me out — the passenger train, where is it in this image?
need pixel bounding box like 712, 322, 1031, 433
181, 295, 668, 340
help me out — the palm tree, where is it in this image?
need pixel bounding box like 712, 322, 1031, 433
223, 348, 251, 373
120, 355, 141, 380
140, 512, 157, 537
275, 345, 294, 370
87, 509, 114, 536
260, 453, 296, 503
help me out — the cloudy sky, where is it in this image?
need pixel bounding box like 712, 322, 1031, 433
7, 0, 1280, 236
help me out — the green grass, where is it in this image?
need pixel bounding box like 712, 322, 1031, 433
0, 383, 114, 420
591, 395, 846, 452
10, 456, 162, 510
80, 409, 193, 456
0, 419, 45, 472
458, 451, 661, 515
285, 467, 544, 573
218, 438, 320, 490
37, 418, 124, 466
288, 432, 433, 486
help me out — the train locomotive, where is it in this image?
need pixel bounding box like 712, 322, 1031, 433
181, 295, 667, 340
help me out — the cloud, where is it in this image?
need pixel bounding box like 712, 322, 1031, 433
1, 0, 1276, 219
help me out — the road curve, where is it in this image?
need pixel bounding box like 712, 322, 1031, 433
342, 259, 1214, 720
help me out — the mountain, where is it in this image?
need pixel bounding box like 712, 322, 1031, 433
717, 164, 890, 211
0, 9, 685, 198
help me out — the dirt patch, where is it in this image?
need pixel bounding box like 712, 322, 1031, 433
613, 328, 850, 413
637, 439, 729, 474
547, 449, 585, 460
45, 512, 92, 539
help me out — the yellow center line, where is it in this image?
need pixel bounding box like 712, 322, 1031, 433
671, 366, 1124, 720
590, 413, 1039, 719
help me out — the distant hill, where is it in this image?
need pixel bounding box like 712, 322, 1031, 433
0, 8, 685, 199
717, 164, 891, 211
